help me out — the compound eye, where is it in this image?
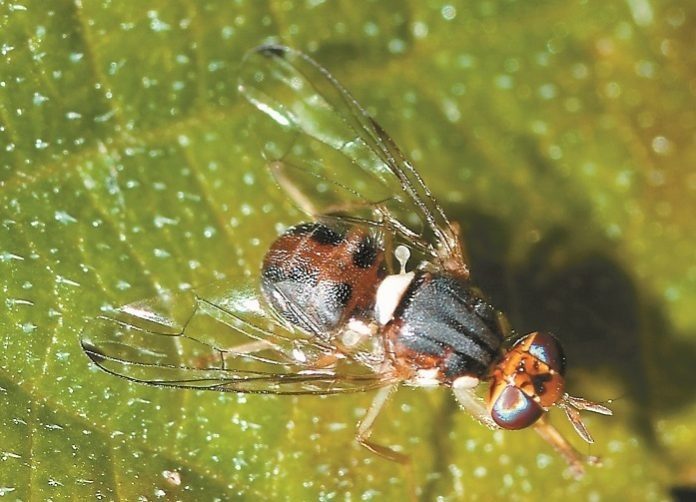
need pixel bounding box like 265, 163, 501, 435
527, 331, 566, 375
490, 385, 544, 430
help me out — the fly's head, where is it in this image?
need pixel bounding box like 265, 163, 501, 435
488, 331, 611, 442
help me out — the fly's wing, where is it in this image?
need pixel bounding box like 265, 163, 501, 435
81, 277, 399, 394
238, 45, 465, 271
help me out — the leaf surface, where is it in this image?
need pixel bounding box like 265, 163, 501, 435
1, 1, 694, 499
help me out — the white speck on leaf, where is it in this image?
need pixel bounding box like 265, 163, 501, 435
54, 210, 77, 224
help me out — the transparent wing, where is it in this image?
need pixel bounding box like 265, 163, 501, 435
238, 45, 466, 272
81, 277, 400, 395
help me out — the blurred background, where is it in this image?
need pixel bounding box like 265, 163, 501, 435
1, 1, 694, 499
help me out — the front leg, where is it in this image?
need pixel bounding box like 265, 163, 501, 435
533, 415, 600, 479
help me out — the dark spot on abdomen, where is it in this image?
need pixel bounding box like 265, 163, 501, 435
330, 282, 353, 307
288, 223, 344, 245
352, 236, 379, 268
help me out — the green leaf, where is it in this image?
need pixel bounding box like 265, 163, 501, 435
1, 1, 694, 499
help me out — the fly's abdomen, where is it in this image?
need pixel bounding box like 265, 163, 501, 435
261, 222, 385, 335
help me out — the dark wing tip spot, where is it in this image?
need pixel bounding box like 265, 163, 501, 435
258, 45, 288, 58
81, 341, 106, 365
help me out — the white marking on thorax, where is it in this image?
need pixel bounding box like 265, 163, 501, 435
347, 319, 374, 337
452, 375, 480, 390
374, 271, 415, 326
413, 368, 442, 387
340, 319, 374, 347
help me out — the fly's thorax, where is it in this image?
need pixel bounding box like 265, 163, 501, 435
378, 271, 503, 384
382, 271, 505, 383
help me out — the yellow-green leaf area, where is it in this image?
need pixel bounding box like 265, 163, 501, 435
1, 1, 694, 500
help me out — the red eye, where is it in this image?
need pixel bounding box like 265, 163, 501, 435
490, 385, 544, 429
526, 332, 566, 375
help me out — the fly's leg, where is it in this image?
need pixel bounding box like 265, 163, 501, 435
439, 221, 470, 279
355, 383, 409, 463
180, 295, 277, 369
356, 384, 418, 501
193, 293, 345, 370
533, 415, 600, 479
269, 160, 319, 216
269, 160, 391, 219
451, 383, 500, 430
